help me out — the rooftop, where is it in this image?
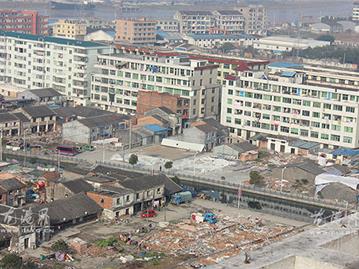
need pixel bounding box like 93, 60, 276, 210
28, 88, 63, 98
0, 112, 19, 123
0, 31, 107, 48
62, 178, 94, 194
178, 10, 213, 15
54, 106, 114, 119
188, 34, 252, 40
78, 114, 130, 128
22, 105, 56, 118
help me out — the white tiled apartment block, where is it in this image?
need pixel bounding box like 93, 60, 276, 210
353, 2, 359, 22
0, 31, 111, 105
221, 63, 359, 149
91, 52, 221, 120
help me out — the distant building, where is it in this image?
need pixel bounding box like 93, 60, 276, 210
212, 10, 245, 34
237, 5, 267, 35
84, 29, 115, 42
309, 22, 331, 33
185, 33, 256, 49
17, 88, 66, 106
53, 19, 87, 40
253, 36, 330, 52
0, 10, 48, 35
156, 19, 179, 32
115, 18, 156, 46
353, 2, 359, 22
21, 105, 57, 134
175, 11, 215, 34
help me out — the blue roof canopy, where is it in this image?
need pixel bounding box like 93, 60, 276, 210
144, 124, 168, 133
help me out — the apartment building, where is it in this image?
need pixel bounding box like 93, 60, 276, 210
221, 62, 359, 149
0, 31, 111, 105
175, 11, 215, 34
115, 18, 156, 46
238, 5, 267, 35
0, 10, 48, 35
156, 19, 179, 32
353, 2, 359, 22
91, 52, 221, 121
53, 19, 87, 40
212, 10, 245, 34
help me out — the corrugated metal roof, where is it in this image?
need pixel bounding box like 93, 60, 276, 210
144, 124, 168, 133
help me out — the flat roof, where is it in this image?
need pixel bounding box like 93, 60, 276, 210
0, 31, 107, 48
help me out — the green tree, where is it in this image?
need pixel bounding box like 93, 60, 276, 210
129, 154, 138, 166
249, 171, 264, 186
316, 34, 335, 43
219, 42, 236, 52
164, 161, 173, 169
51, 240, 71, 253
0, 254, 23, 269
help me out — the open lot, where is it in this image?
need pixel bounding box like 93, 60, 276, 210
23, 199, 307, 269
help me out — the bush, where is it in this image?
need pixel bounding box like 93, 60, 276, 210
164, 161, 173, 169
0, 253, 23, 269
95, 237, 117, 248
129, 154, 138, 166
51, 240, 70, 253
249, 171, 264, 186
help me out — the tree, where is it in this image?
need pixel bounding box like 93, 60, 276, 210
316, 34, 335, 44
249, 171, 264, 186
129, 154, 138, 166
164, 161, 173, 169
51, 239, 71, 253
0, 254, 23, 269
219, 42, 236, 52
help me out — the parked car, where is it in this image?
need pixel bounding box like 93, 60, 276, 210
140, 209, 157, 218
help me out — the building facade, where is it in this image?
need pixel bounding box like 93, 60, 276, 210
156, 19, 179, 32
53, 19, 87, 40
353, 2, 359, 22
175, 11, 215, 34
0, 31, 111, 105
221, 63, 359, 149
212, 10, 245, 34
91, 52, 221, 120
0, 10, 48, 35
115, 18, 156, 46
238, 5, 267, 35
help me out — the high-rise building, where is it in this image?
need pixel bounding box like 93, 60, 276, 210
174, 11, 215, 34
115, 18, 156, 46
212, 10, 245, 34
0, 10, 48, 35
0, 31, 111, 105
91, 51, 221, 121
353, 2, 359, 22
221, 62, 359, 149
53, 19, 87, 40
237, 5, 267, 35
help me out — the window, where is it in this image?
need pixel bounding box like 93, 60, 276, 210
343, 136, 352, 144
346, 106, 355, 113
226, 117, 231, 123
313, 102, 321, 108
344, 126, 353, 133
321, 133, 329, 140
312, 112, 320, 118
302, 110, 310, 116
157, 188, 161, 194
300, 129, 309, 137
126, 195, 130, 202
310, 131, 319, 138
330, 135, 340, 142
227, 108, 232, 114
227, 98, 232, 105
331, 125, 341, 131
303, 100, 311, 106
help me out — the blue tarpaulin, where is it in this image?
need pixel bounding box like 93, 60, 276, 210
332, 148, 359, 157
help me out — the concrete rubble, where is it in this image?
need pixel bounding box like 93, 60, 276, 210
140, 213, 298, 266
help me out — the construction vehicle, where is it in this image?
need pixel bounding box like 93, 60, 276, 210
171, 191, 193, 205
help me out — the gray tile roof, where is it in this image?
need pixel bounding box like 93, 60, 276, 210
195, 124, 218, 133
286, 161, 325, 176
13, 112, 30, 122
22, 105, 56, 118
33, 193, 102, 225
62, 179, 94, 194
0, 112, 19, 123
54, 106, 113, 119
0, 178, 25, 192
157, 106, 175, 114
227, 141, 257, 153
78, 114, 130, 128
29, 88, 63, 98
215, 10, 242, 15
120, 175, 164, 192
179, 10, 213, 15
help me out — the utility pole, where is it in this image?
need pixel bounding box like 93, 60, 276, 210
23, 129, 26, 166
0, 130, 2, 162
129, 119, 132, 151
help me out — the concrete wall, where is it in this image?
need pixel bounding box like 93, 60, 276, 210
63, 121, 90, 144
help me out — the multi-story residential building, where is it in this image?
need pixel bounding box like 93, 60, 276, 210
212, 10, 245, 34
156, 19, 179, 32
353, 2, 359, 22
53, 19, 87, 40
221, 62, 359, 149
91, 52, 221, 121
175, 11, 215, 34
115, 18, 156, 46
0, 10, 48, 35
0, 31, 111, 105
185, 33, 255, 49
238, 5, 267, 35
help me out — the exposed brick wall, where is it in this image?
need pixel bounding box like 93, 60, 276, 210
87, 192, 113, 209
136, 91, 179, 116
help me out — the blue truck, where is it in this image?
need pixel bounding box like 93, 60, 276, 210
171, 191, 193, 205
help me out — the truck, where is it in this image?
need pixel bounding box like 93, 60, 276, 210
171, 191, 193, 205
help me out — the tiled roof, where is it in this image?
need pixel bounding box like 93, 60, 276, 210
22, 105, 56, 118
29, 88, 63, 98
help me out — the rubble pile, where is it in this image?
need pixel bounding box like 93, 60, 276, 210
143, 214, 296, 265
